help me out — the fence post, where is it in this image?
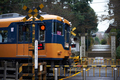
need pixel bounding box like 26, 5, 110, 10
55, 68, 58, 80
114, 68, 117, 80
83, 68, 86, 80
4, 61, 7, 80
16, 62, 18, 80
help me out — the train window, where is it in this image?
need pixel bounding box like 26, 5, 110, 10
52, 22, 56, 34
65, 24, 70, 48
0, 30, 8, 43
18, 25, 30, 42
39, 27, 45, 41
57, 22, 63, 35
52, 22, 63, 35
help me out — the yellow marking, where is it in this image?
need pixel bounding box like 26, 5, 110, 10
28, 14, 32, 17
59, 68, 90, 80
23, 74, 28, 76
112, 59, 114, 61
55, 65, 59, 67
33, 9, 38, 13
92, 65, 96, 67
107, 59, 110, 60
34, 13, 38, 17
22, 64, 28, 66
46, 65, 51, 67
23, 5, 27, 10
28, 9, 32, 13
105, 68, 107, 77
71, 31, 76, 36
64, 65, 69, 67
83, 65, 87, 68
111, 65, 116, 67
19, 66, 22, 73
40, 4, 44, 9
23, 18, 27, 22
40, 16, 44, 21
102, 65, 106, 67
72, 27, 76, 31
73, 65, 77, 67
99, 67, 101, 77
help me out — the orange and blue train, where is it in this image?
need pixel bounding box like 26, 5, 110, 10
0, 13, 72, 66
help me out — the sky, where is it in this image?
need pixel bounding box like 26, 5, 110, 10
90, 0, 112, 32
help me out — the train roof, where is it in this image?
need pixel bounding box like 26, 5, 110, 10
0, 13, 71, 27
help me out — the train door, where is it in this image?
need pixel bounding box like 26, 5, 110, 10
17, 24, 32, 56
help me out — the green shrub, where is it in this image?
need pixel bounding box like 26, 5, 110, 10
116, 46, 120, 59
101, 39, 107, 45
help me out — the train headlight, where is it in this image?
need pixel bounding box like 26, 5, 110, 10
65, 43, 69, 48
58, 51, 62, 55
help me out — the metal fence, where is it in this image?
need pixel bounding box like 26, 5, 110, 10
0, 61, 46, 80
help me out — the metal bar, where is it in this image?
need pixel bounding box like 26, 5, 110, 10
92, 60, 93, 64
4, 61, 7, 80
53, 68, 54, 76
83, 68, 86, 80
55, 68, 58, 80
112, 68, 113, 77
59, 68, 60, 76
118, 67, 119, 77
99, 67, 101, 77
107, 60, 108, 65
87, 69, 89, 76
16, 62, 18, 80
64, 68, 65, 76
75, 68, 77, 76
81, 68, 83, 77
93, 67, 95, 77
105, 67, 107, 77
69, 68, 71, 76
114, 68, 117, 80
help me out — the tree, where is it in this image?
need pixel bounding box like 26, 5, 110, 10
101, 39, 107, 45
0, 0, 98, 37
94, 37, 100, 44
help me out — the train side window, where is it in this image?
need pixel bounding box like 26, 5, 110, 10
65, 26, 67, 42
57, 22, 63, 36
18, 25, 30, 42
52, 22, 56, 34
0, 30, 8, 43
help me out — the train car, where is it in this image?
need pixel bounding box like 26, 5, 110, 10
0, 13, 72, 66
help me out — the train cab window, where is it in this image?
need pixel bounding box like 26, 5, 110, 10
18, 25, 30, 42
0, 30, 8, 43
57, 22, 63, 36
39, 27, 45, 41
65, 24, 70, 48
52, 22, 63, 35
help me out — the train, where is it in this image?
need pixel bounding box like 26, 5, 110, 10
0, 13, 72, 67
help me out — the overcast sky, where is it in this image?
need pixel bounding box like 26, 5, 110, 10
90, 0, 111, 32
